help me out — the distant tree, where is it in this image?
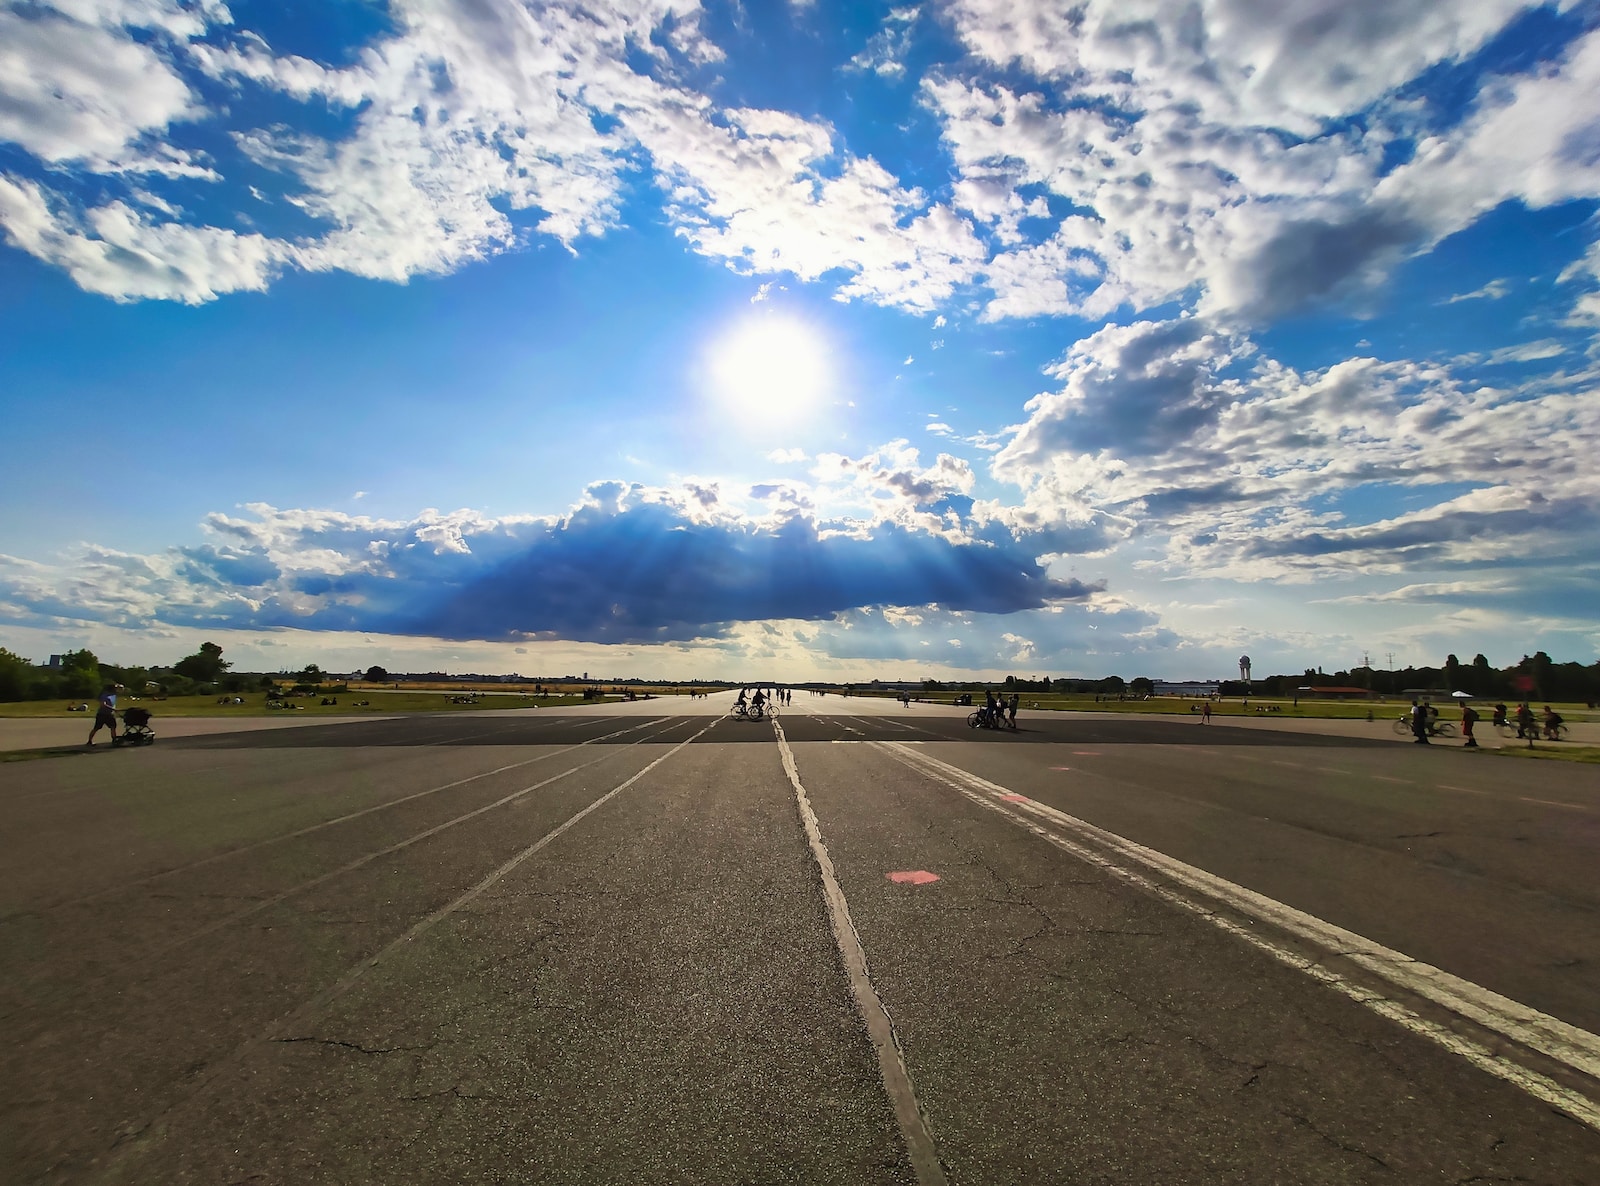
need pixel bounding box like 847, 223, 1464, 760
1099, 675, 1126, 693
1444, 654, 1462, 690
57, 649, 102, 698
258, 674, 278, 691
1129, 677, 1154, 695
0, 647, 30, 701
299, 663, 322, 682
174, 642, 230, 684
365, 665, 389, 683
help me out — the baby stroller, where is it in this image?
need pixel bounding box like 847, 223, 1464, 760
114, 706, 156, 747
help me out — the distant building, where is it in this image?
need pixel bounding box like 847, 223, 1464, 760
1152, 680, 1221, 697
47, 654, 65, 669
1299, 685, 1377, 700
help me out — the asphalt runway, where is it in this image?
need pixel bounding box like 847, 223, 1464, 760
3, 694, 1598, 1184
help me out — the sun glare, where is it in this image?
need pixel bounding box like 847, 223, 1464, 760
707, 316, 831, 422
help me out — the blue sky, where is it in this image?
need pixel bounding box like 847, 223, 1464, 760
2, 0, 1599, 681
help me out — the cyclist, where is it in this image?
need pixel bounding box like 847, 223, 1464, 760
1515, 702, 1536, 739
734, 686, 749, 716
1491, 702, 1508, 728
1409, 699, 1429, 744
751, 687, 768, 717
1543, 705, 1565, 740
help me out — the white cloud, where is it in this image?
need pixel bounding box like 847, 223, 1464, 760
0, 1, 211, 172
990, 315, 1600, 582
1443, 278, 1511, 304
0, 176, 290, 303
847, 5, 920, 79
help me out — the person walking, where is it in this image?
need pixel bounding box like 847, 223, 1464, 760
87, 686, 118, 747
1410, 698, 1430, 744
1461, 701, 1478, 748
1007, 692, 1019, 729
1201, 701, 1212, 724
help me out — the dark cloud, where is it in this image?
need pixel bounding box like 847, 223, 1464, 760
1234, 206, 1422, 319
1002, 318, 1245, 467
1241, 494, 1599, 561
176, 545, 280, 588
404, 504, 1091, 643
8, 500, 1104, 644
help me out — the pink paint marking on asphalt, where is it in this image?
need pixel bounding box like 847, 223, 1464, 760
887, 870, 940, 885
1048, 766, 1072, 771
1072, 751, 1102, 756
999, 793, 1029, 802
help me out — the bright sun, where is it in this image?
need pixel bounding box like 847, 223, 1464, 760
707, 316, 830, 422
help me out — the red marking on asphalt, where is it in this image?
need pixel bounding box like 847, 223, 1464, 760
999, 793, 1029, 802
1072, 751, 1102, 756
887, 870, 940, 885
1048, 766, 1072, 771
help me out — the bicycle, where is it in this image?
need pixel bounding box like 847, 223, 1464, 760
967, 708, 1013, 731
1392, 716, 1455, 738
1494, 719, 1543, 740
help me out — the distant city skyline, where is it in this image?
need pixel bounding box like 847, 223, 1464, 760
3, 0, 1598, 680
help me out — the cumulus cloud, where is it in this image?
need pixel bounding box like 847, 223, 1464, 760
4, 0, 1596, 333
0, 0, 992, 311
920, 2, 1600, 323
847, 5, 920, 79
985, 313, 1600, 592
0, 481, 1107, 644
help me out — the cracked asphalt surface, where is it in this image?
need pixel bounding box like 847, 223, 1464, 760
3, 694, 1598, 1184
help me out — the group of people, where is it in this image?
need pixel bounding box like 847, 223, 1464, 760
1414, 698, 1566, 746
733, 686, 791, 716
977, 689, 1020, 729
1488, 701, 1564, 741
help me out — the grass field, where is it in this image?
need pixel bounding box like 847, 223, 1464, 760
0, 690, 643, 719
1493, 745, 1600, 764
855, 690, 1598, 723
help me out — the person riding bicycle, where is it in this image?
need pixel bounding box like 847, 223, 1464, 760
1492, 702, 1508, 727
1515, 702, 1536, 739
983, 689, 999, 728
735, 686, 749, 713
1543, 705, 1565, 740
752, 687, 768, 715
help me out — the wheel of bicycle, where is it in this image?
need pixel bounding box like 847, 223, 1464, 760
1433, 721, 1456, 738
1552, 723, 1570, 741
1494, 721, 1516, 737
967, 711, 980, 728
1392, 718, 1412, 736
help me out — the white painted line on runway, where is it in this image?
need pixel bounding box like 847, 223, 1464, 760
62, 718, 692, 988
877, 741, 1600, 1132
775, 721, 948, 1186
1519, 796, 1592, 812
1372, 775, 1411, 784
40, 717, 671, 915
99, 716, 726, 1179
1438, 784, 1491, 796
